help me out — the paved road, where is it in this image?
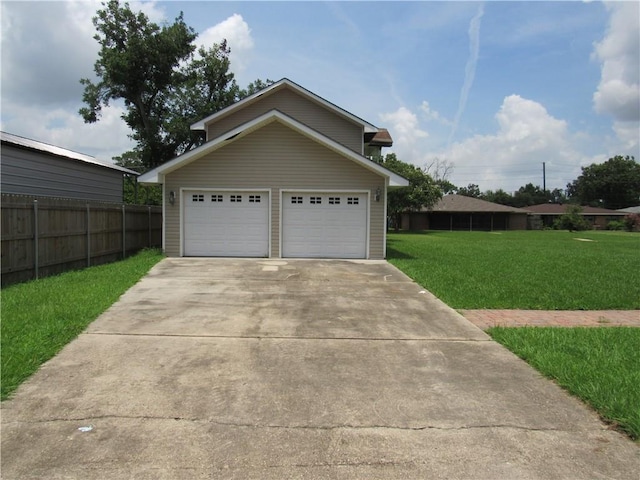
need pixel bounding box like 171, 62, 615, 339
2, 258, 639, 479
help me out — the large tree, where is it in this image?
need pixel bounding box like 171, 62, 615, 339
567, 155, 640, 209
510, 183, 553, 208
80, 0, 268, 170
380, 154, 442, 230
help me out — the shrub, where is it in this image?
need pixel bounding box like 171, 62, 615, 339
623, 213, 640, 232
553, 205, 591, 231
606, 220, 626, 231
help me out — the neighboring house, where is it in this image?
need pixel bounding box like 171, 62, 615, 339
401, 194, 529, 231
526, 203, 627, 229
1, 131, 137, 203
138, 78, 407, 259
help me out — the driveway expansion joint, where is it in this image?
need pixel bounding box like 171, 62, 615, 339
7, 416, 578, 435
83, 332, 491, 342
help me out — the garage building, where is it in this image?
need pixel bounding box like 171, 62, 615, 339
139, 79, 407, 259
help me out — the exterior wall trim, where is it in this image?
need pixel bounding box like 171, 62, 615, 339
139, 110, 408, 188
279, 188, 371, 259
179, 187, 272, 257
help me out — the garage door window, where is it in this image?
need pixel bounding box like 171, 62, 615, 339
347, 197, 359, 205
291, 196, 303, 204
310, 196, 322, 204
230, 195, 242, 202
211, 194, 223, 202
329, 197, 341, 205
192, 194, 204, 202
249, 195, 261, 203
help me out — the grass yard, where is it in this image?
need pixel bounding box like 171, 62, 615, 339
387, 230, 640, 310
488, 327, 640, 441
1, 249, 164, 400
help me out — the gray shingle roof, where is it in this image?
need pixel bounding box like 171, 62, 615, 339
422, 194, 530, 213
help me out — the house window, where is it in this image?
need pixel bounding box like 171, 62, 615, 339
211, 195, 223, 202
291, 196, 303, 204
310, 196, 322, 205
230, 195, 242, 203
249, 195, 261, 203
347, 197, 359, 205
192, 194, 204, 202
329, 197, 341, 205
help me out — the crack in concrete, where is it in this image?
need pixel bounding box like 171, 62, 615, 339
7, 415, 572, 433
217, 460, 415, 471
82, 332, 491, 342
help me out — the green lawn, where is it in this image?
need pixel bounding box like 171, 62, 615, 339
1, 249, 164, 400
488, 327, 640, 441
387, 230, 640, 310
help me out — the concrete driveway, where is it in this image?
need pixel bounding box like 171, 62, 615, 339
2, 258, 639, 479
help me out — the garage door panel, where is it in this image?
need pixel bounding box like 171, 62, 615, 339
184, 191, 269, 257
282, 192, 367, 258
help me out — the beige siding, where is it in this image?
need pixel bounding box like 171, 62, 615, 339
165, 122, 386, 258
205, 88, 363, 154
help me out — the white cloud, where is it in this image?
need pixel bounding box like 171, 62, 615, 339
442, 95, 580, 191
495, 95, 567, 144
420, 101, 452, 126
129, 1, 166, 24
1, 100, 135, 163
380, 107, 429, 160
1, 1, 99, 104
592, 1, 639, 147
387, 95, 598, 193
198, 14, 254, 73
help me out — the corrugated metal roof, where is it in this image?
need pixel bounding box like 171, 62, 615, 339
1, 131, 139, 175
423, 194, 530, 213
526, 203, 625, 215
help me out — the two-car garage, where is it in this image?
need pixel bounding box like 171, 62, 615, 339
182, 190, 368, 258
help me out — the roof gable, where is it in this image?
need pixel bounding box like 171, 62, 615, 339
190, 78, 378, 134
139, 110, 408, 187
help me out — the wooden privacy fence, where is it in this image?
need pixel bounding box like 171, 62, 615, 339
1, 194, 162, 286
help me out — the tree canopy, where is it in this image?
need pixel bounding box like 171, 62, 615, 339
379, 154, 441, 230
567, 155, 640, 209
80, 0, 270, 170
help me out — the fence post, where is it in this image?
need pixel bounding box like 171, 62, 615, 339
87, 203, 91, 267
122, 204, 126, 259
148, 206, 152, 247
34, 199, 39, 280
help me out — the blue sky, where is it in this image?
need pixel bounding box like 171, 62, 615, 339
2, 1, 638, 193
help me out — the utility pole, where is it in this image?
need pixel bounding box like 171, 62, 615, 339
542, 162, 546, 192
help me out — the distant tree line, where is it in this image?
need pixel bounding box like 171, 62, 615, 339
437, 155, 640, 211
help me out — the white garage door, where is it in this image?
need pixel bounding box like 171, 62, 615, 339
183, 190, 269, 257
282, 192, 367, 258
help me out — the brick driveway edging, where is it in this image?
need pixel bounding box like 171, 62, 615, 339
460, 310, 640, 330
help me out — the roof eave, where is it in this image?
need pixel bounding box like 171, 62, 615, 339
139, 110, 408, 187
